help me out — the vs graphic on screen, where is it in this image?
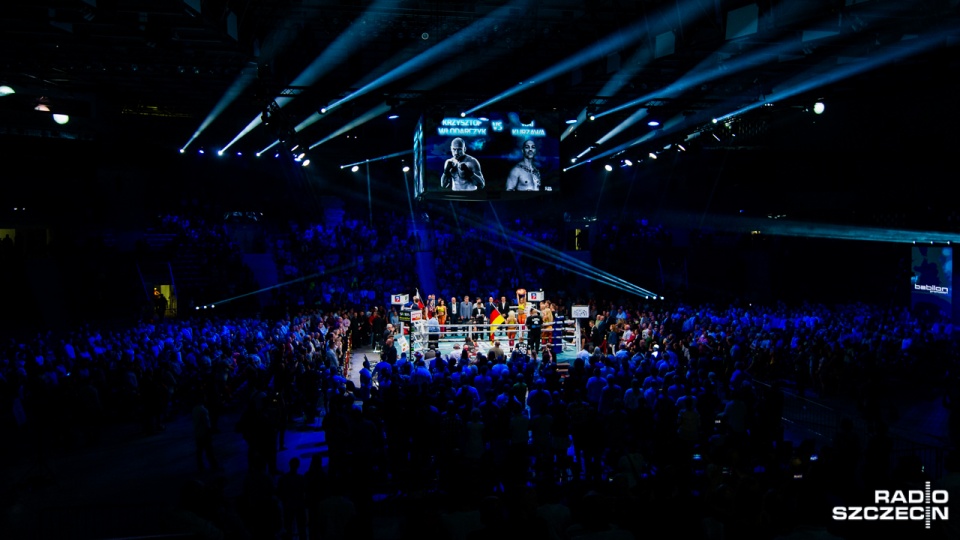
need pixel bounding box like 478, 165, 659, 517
414, 111, 560, 201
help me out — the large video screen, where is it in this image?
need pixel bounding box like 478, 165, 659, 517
414, 111, 560, 201
910, 245, 952, 318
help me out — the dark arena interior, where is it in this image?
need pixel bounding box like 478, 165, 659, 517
1, 1, 959, 539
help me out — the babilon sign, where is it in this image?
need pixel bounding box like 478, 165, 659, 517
832, 482, 948, 529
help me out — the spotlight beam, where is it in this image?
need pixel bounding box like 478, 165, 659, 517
714, 30, 950, 124
562, 45, 656, 141
596, 35, 806, 120
661, 211, 960, 245
466, 0, 707, 115
287, 28, 514, 154
310, 103, 393, 150
596, 2, 938, 123
488, 201, 524, 274
181, 63, 258, 152
221, 0, 400, 151
560, 107, 587, 141
339, 149, 413, 169
322, 0, 531, 115
450, 211, 658, 298
595, 108, 648, 145
564, 112, 694, 172
209, 261, 359, 307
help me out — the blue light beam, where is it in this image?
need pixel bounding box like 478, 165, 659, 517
310, 103, 393, 150
466, 0, 706, 115
181, 63, 258, 152
714, 31, 951, 124
322, 0, 532, 115
221, 0, 400, 152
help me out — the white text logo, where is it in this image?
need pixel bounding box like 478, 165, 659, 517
832, 482, 948, 529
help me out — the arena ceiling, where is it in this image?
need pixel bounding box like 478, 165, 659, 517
1, 0, 958, 175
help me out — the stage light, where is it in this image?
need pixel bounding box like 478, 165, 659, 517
589, 114, 596, 121
302, 159, 310, 167
388, 114, 399, 120
604, 164, 613, 172
237, 152, 242, 156
297, 153, 306, 160
677, 144, 686, 151
647, 120, 660, 127
291, 144, 300, 152
52, 114, 70, 125
0, 85, 14, 96
217, 150, 224, 156
402, 165, 410, 172
179, 148, 185, 154
35, 104, 50, 112
623, 159, 633, 166
198, 149, 205, 154
351, 165, 360, 172
255, 152, 261, 157
320, 107, 327, 114
648, 152, 657, 159
813, 101, 825, 114
274, 153, 279, 158
460, 112, 466, 118
565, 119, 578, 124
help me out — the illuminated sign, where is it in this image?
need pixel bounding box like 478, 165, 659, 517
914, 283, 949, 295
437, 117, 488, 137
510, 127, 546, 137
415, 110, 560, 199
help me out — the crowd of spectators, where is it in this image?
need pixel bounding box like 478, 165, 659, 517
267, 208, 572, 314
269, 212, 413, 309
2, 207, 959, 539
3, 286, 958, 538
154, 213, 260, 311
426, 214, 564, 302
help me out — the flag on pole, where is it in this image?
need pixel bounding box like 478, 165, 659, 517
489, 307, 505, 342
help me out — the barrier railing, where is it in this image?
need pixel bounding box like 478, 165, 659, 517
407, 319, 578, 353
